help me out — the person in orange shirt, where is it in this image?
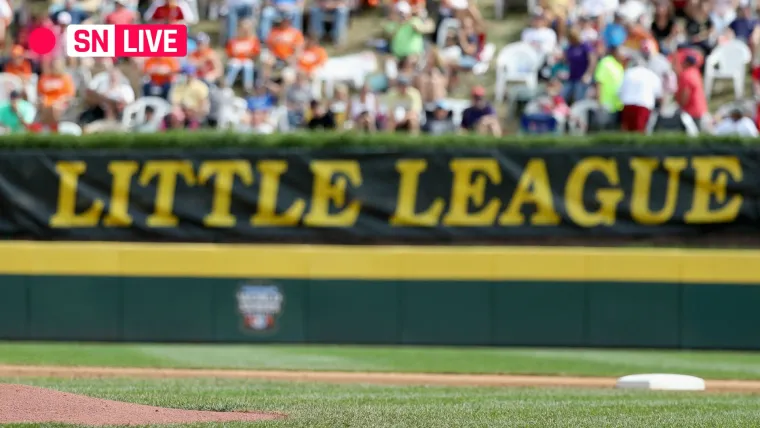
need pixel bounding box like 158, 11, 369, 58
266, 14, 304, 68
37, 59, 75, 131
189, 32, 223, 84
224, 20, 260, 91
297, 35, 327, 76
3, 45, 33, 83
142, 56, 180, 99
624, 23, 659, 54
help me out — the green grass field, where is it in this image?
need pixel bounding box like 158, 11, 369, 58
3, 343, 760, 427
3, 342, 760, 380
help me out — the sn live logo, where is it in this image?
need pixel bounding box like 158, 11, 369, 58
66, 24, 188, 57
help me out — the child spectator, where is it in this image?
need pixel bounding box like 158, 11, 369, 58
105, 0, 137, 25
298, 35, 328, 76
260, 0, 305, 40
189, 32, 223, 84
37, 59, 75, 131
143, 56, 180, 99
265, 14, 305, 72
144, 0, 195, 24
3, 45, 33, 83
461, 85, 500, 136
225, 20, 260, 91
0, 90, 36, 133
563, 29, 597, 104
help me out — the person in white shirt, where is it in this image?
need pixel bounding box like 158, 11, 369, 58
521, 13, 557, 60
713, 109, 759, 137
618, 59, 662, 132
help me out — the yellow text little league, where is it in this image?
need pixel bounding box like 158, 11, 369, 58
50, 156, 743, 228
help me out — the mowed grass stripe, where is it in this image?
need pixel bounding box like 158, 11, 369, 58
3, 343, 760, 380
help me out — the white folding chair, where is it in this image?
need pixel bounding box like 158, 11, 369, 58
0, 73, 23, 100
494, 42, 541, 103
442, 98, 471, 127
704, 40, 752, 101
121, 97, 172, 129
568, 100, 600, 136
58, 122, 83, 136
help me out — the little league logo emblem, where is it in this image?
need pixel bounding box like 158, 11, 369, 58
236, 283, 284, 332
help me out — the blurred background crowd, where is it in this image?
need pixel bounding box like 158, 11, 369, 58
0, 0, 758, 136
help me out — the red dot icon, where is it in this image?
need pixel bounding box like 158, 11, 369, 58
28, 27, 57, 56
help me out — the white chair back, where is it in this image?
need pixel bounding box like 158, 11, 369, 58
442, 98, 470, 127
707, 40, 751, 75
436, 18, 460, 49
0, 73, 23, 100
216, 97, 249, 130
121, 96, 172, 128
58, 122, 82, 136
89, 71, 130, 92
496, 42, 542, 78
568, 100, 600, 136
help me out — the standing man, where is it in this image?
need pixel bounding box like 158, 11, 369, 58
594, 46, 625, 121
618, 58, 662, 132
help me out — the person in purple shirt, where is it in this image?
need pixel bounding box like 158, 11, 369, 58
729, 5, 759, 44
562, 28, 597, 104
461, 86, 501, 136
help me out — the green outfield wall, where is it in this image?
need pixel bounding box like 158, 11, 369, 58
1, 242, 759, 349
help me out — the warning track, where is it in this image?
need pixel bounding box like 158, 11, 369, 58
1, 365, 760, 393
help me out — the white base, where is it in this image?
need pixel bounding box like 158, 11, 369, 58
616, 374, 706, 391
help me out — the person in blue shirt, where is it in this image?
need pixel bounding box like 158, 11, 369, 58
729, 5, 759, 43
50, 0, 90, 25
246, 80, 277, 112
460, 86, 501, 136
603, 13, 628, 48
259, 0, 304, 40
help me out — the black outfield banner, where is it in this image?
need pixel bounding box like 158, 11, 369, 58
1, 146, 759, 243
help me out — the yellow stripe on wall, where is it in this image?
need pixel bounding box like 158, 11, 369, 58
1, 241, 760, 284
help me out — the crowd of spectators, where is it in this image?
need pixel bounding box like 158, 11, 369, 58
0, 0, 502, 136
0, 0, 758, 136
519, 0, 760, 136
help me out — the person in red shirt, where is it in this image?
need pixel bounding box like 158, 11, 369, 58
675, 55, 708, 123
225, 20, 260, 91
144, 0, 194, 24
106, 0, 136, 25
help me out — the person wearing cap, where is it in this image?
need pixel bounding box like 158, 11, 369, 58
265, 14, 305, 71
105, 0, 137, 25
309, 0, 350, 46
521, 13, 557, 59
260, 0, 304, 41
225, 19, 261, 91
3, 45, 32, 83
675, 54, 707, 124
712, 108, 759, 137
389, 1, 427, 60
170, 64, 210, 123
144, 0, 195, 24
0, 90, 36, 134
422, 100, 456, 135
618, 57, 662, 132
382, 75, 422, 133
461, 85, 501, 136
143, 56, 181, 99
189, 32, 223, 84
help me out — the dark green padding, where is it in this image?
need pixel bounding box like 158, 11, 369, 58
3, 275, 760, 349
